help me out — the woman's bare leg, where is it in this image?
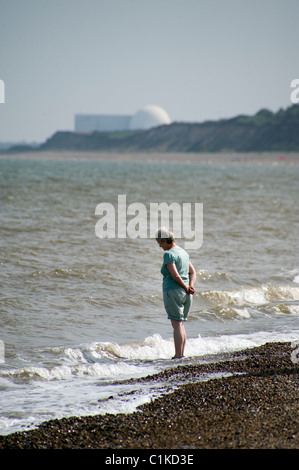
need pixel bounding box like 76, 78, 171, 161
171, 319, 186, 358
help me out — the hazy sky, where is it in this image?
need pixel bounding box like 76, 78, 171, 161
0, 0, 298, 142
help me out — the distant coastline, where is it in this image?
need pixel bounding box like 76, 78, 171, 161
2, 104, 299, 155
1, 150, 299, 165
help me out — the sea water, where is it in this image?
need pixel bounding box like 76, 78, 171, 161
0, 155, 299, 435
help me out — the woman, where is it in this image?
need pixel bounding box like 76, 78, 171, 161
156, 227, 196, 359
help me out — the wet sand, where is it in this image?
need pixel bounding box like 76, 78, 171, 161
0, 342, 298, 450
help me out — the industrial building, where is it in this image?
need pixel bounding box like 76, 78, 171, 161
74, 105, 171, 133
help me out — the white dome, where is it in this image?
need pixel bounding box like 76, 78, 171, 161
130, 105, 171, 130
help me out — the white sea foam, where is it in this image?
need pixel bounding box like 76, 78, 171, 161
186, 330, 299, 357
199, 284, 299, 308
1, 330, 299, 387
1, 330, 299, 436
93, 334, 174, 361
93, 330, 299, 362
0, 361, 147, 382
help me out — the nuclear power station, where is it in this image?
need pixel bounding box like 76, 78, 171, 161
74, 105, 171, 133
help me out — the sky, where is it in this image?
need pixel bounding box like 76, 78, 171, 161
0, 0, 298, 143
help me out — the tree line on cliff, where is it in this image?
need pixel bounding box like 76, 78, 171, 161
7, 104, 299, 153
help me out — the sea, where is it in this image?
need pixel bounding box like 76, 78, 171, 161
0, 154, 299, 436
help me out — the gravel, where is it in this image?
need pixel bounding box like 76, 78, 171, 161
0, 342, 298, 449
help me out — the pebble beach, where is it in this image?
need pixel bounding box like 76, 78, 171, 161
0, 341, 298, 450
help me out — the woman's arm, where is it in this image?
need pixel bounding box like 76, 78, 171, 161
166, 262, 196, 294
188, 261, 196, 293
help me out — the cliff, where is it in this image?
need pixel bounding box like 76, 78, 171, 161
8, 104, 299, 153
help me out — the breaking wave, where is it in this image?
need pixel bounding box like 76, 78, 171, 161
1, 330, 299, 384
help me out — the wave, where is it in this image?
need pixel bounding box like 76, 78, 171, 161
1, 330, 299, 437
0, 356, 145, 383
197, 283, 299, 309
197, 269, 233, 283
1, 330, 299, 384
93, 331, 299, 362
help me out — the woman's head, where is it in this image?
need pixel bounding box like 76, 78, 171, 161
155, 227, 174, 245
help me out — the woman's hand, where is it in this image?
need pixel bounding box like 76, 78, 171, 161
166, 262, 196, 295
186, 285, 195, 295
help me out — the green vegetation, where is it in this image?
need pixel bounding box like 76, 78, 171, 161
7, 104, 299, 153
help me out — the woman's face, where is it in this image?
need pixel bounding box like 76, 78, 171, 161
157, 239, 169, 251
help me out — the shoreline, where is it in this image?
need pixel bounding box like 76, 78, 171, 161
0, 341, 298, 449
0, 150, 299, 164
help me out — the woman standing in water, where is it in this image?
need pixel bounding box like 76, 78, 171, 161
156, 227, 196, 359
